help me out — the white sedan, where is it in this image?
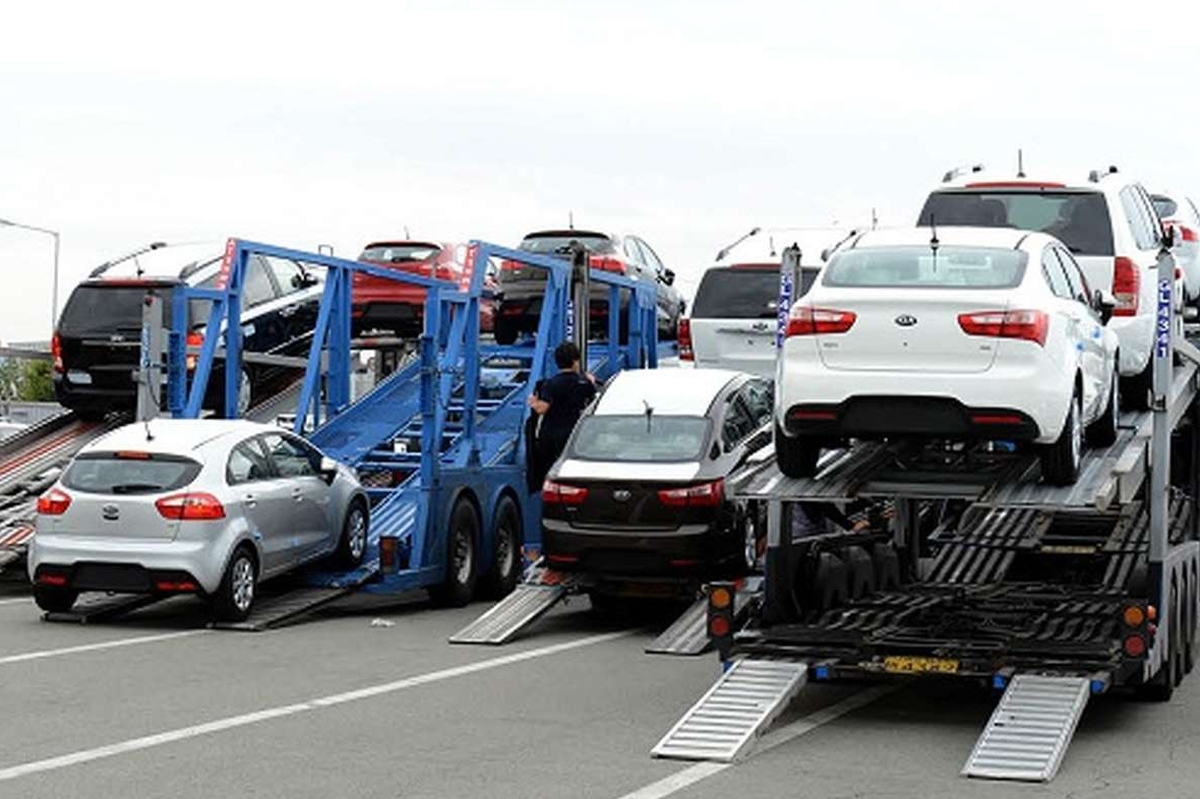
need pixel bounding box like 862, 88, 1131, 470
775, 226, 1120, 485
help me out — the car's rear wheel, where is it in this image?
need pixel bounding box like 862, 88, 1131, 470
211, 546, 257, 622
1121, 359, 1153, 412
333, 501, 368, 568
1039, 391, 1082, 486
33, 586, 78, 613
493, 316, 519, 345
775, 422, 821, 478
430, 498, 479, 607
1086, 367, 1120, 447
482, 495, 521, 598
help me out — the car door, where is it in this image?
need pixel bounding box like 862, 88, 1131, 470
264, 256, 321, 354
227, 436, 296, 577
637, 238, 679, 321
1054, 247, 1111, 419
261, 432, 333, 563
1043, 247, 1099, 418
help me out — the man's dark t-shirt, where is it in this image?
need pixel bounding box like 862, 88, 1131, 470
538, 371, 597, 443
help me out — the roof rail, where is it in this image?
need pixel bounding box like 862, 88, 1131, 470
88, 242, 169, 279
942, 164, 984, 183
1088, 165, 1120, 183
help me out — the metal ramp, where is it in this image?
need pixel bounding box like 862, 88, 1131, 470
651, 659, 808, 762
645, 580, 760, 656
962, 675, 1090, 782
211, 586, 354, 632
42, 592, 166, 624
449, 579, 573, 645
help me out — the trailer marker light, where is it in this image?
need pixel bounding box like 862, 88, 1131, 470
1123, 605, 1146, 627
1090, 679, 1106, 695
547, 554, 580, 564
1123, 634, 1147, 658
379, 536, 399, 573
708, 615, 731, 637
1147, 604, 1157, 621
992, 674, 1008, 691
813, 665, 830, 680
709, 586, 732, 610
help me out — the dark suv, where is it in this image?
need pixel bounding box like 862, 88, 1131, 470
53, 242, 323, 419
494, 230, 685, 344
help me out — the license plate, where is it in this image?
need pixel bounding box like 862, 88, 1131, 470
882, 655, 959, 675
67, 370, 92, 385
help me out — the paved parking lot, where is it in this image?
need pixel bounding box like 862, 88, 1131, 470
1, 580, 1198, 799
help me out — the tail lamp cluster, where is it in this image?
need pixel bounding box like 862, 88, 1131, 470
707, 581, 737, 660
1120, 602, 1156, 659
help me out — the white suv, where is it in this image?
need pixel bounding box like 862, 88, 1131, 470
918, 166, 1164, 408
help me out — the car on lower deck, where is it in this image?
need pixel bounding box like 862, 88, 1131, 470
775, 226, 1121, 486
1150, 190, 1200, 306
540, 368, 773, 588
28, 418, 368, 621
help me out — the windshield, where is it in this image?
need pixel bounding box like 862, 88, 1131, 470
359, 244, 442, 263
58, 285, 175, 336
918, 190, 1114, 256
518, 234, 616, 256
692, 266, 817, 319
823, 246, 1028, 289
63, 452, 201, 494
570, 415, 710, 462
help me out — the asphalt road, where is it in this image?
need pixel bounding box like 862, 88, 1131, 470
0, 582, 1198, 799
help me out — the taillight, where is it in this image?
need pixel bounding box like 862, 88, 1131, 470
37, 488, 71, 516
155, 492, 226, 520
1123, 634, 1147, 658
185, 332, 204, 371
154, 579, 199, 592
658, 478, 725, 508
1112, 256, 1139, 317
588, 256, 626, 273
1120, 602, 1152, 659
957, 309, 1049, 347
542, 480, 588, 506
36, 572, 68, 587
679, 318, 694, 361
50, 333, 63, 373
785, 306, 857, 337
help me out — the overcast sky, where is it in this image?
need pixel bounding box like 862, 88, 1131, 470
2, 0, 1198, 341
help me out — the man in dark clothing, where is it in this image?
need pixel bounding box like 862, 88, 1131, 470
527, 342, 597, 489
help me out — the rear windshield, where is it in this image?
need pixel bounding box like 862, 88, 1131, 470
823, 246, 1028, 289
359, 243, 441, 263
1151, 195, 1178, 219
692, 266, 818, 319
570, 416, 710, 462
918, 190, 1115, 256
518, 234, 615, 256
58, 285, 175, 336
62, 452, 201, 494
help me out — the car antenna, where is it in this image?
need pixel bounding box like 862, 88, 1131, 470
144, 418, 154, 442
1017, 148, 1025, 178
871, 207, 879, 229
715, 227, 761, 262
929, 213, 940, 268
568, 211, 574, 231
769, 235, 776, 258
403, 225, 411, 239
642, 399, 654, 433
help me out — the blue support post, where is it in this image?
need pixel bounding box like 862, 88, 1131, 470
167, 289, 188, 416
608, 284, 620, 369
222, 260, 244, 419
294, 266, 341, 434
325, 268, 353, 418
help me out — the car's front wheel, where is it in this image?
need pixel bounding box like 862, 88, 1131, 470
1039, 391, 1082, 486
333, 501, 368, 568
211, 547, 257, 622
33, 586, 78, 613
775, 422, 821, 478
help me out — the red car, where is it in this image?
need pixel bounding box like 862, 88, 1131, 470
352, 241, 496, 338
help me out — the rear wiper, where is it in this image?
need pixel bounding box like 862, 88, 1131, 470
1066, 245, 1083, 254
109, 483, 164, 494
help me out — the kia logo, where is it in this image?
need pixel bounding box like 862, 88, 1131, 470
101, 504, 120, 521
751, 321, 770, 332
894, 314, 918, 327
613, 489, 632, 502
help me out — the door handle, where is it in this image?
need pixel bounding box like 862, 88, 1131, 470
245, 494, 257, 507
291, 487, 303, 501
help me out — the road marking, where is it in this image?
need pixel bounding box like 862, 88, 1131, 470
0, 597, 30, 606
0, 630, 208, 666
0, 629, 633, 782
617, 683, 897, 799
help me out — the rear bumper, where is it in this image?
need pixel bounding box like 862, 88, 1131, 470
542, 520, 739, 578
782, 397, 1041, 441
28, 534, 229, 594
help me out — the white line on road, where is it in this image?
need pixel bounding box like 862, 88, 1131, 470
617, 684, 898, 799
0, 629, 209, 666
0, 597, 30, 606
0, 629, 633, 782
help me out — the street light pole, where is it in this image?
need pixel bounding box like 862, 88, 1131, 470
0, 217, 61, 334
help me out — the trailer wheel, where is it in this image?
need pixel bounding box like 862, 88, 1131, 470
1141, 580, 1179, 702
870, 542, 901, 591
775, 423, 820, 479
33, 586, 78, 613
1039, 391, 1082, 486
1086, 368, 1119, 447
482, 496, 521, 599
1186, 573, 1197, 675
430, 498, 480, 607
844, 546, 876, 599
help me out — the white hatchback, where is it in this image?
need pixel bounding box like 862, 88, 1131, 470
775, 226, 1120, 485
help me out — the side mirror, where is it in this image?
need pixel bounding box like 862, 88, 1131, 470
1094, 288, 1116, 325
820, 248, 831, 262
319, 456, 339, 485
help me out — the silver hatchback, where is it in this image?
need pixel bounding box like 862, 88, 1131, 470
28, 418, 368, 621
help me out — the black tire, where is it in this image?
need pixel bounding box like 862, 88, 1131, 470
493, 316, 519, 346
1186, 572, 1198, 675
333, 500, 368, 568
775, 422, 821, 479
1121, 359, 1153, 412
807, 552, 848, 614
430, 498, 480, 607
843, 546, 876, 599
870, 542, 901, 591
33, 586, 78, 613
482, 495, 521, 599
1141, 580, 1180, 701
211, 546, 257, 622
1039, 391, 1082, 486
1086, 368, 1120, 447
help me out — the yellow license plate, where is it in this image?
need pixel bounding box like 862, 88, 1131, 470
883, 655, 959, 675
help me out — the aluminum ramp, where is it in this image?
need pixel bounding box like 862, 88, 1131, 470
210, 586, 355, 631
651, 659, 808, 762
645, 580, 760, 656
449, 580, 572, 645
962, 675, 1090, 782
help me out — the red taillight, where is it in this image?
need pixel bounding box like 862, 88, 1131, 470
790, 409, 837, 421
785, 306, 857, 337
709, 615, 731, 637
155, 492, 226, 520
1123, 633, 1147, 658
588, 256, 626, 273
1112, 256, 1139, 317
154, 579, 199, 592
185, 331, 204, 371
36, 572, 68, 587
679, 318, 694, 361
970, 414, 1024, 425
542, 480, 589, 506
957, 309, 1049, 347
50, 333, 63, 373
500, 259, 521, 272
37, 488, 71, 516
658, 478, 725, 508
547, 554, 580, 564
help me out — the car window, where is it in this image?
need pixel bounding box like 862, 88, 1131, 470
918, 190, 1115, 256
1054, 247, 1091, 303
227, 440, 274, 485
62, 452, 201, 494
570, 415, 710, 462
622, 237, 646, 268
1120, 186, 1157, 250
743, 379, 774, 427
1152, 194, 1178, 220
824, 246, 1027, 289
265, 257, 305, 296
639, 239, 666, 273
59, 284, 176, 336
262, 433, 318, 477
243, 256, 278, 307
1041, 249, 1072, 299
721, 394, 756, 450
